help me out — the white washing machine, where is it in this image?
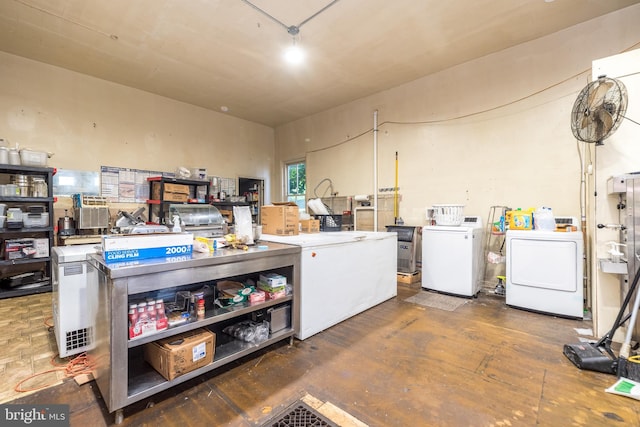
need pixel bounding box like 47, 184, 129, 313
422, 216, 483, 297
506, 230, 583, 318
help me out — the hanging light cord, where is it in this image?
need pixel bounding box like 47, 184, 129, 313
240, 0, 340, 35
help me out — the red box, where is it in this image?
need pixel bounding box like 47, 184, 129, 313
265, 288, 286, 300
249, 289, 266, 304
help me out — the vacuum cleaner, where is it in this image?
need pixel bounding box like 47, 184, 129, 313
563, 264, 640, 375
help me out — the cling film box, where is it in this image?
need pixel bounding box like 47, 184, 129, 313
102, 233, 193, 264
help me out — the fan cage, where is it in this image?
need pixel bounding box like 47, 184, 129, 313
571, 77, 628, 144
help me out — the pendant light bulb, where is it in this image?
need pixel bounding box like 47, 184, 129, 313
284, 38, 304, 65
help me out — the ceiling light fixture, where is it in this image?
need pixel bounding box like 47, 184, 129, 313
284, 38, 305, 65
240, 0, 340, 64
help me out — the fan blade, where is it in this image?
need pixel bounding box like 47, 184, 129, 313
588, 80, 613, 107
581, 113, 591, 130
596, 108, 614, 132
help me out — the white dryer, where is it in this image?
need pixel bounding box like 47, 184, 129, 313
506, 230, 583, 318
422, 216, 483, 297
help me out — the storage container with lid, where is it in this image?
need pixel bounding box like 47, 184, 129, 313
5, 184, 18, 197
11, 174, 30, 197
6, 207, 23, 227
8, 148, 20, 165
20, 149, 49, 167
23, 212, 49, 228
0, 147, 8, 164
29, 176, 48, 197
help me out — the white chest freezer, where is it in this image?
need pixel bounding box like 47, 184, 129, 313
261, 231, 397, 339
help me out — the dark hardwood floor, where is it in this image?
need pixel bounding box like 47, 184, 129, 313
8, 284, 640, 426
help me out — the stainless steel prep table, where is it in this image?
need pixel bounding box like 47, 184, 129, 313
86, 242, 301, 424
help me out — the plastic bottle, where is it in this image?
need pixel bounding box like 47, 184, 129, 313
172, 215, 182, 232
137, 302, 149, 330
146, 299, 156, 320
534, 207, 556, 231
128, 303, 139, 338
155, 299, 168, 331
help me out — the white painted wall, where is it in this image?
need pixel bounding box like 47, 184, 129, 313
0, 52, 275, 200
274, 5, 640, 333
591, 49, 640, 339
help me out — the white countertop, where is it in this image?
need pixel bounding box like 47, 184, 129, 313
260, 231, 396, 247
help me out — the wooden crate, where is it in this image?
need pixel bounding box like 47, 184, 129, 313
397, 271, 421, 285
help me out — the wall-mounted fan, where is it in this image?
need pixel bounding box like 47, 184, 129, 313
571, 75, 628, 145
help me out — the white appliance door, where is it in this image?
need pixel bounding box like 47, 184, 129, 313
298, 235, 397, 340
506, 232, 583, 318
422, 227, 473, 296
508, 238, 578, 292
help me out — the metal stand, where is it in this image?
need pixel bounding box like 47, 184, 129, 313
483, 206, 509, 291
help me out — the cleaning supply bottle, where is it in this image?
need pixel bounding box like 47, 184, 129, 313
172, 215, 182, 232
534, 206, 556, 231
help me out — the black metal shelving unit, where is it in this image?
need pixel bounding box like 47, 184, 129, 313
0, 165, 55, 299
238, 177, 264, 224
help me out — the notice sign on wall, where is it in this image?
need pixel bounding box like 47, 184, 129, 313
101, 166, 165, 203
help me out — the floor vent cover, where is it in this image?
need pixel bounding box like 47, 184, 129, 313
261, 401, 338, 427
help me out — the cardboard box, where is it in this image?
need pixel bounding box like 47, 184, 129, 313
300, 219, 320, 233
261, 203, 299, 236
248, 289, 266, 304
4, 238, 49, 260
189, 168, 208, 180
259, 273, 287, 287
263, 287, 286, 300
102, 233, 193, 264
257, 280, 286, 293
151, 182, 190, 202
397, 271, 421, 285
144, 328, 215, 381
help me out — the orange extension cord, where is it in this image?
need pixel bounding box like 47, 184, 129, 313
13, 317, 98, 393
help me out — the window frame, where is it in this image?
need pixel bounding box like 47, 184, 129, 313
284, 160, 306, 211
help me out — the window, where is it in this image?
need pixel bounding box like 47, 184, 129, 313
285, 161, 306, 211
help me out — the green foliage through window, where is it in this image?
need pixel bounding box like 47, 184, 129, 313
287, 163, 305, 195
286, 162, 306, 210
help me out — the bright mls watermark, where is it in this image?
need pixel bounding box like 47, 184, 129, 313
0, 405, 69, 426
